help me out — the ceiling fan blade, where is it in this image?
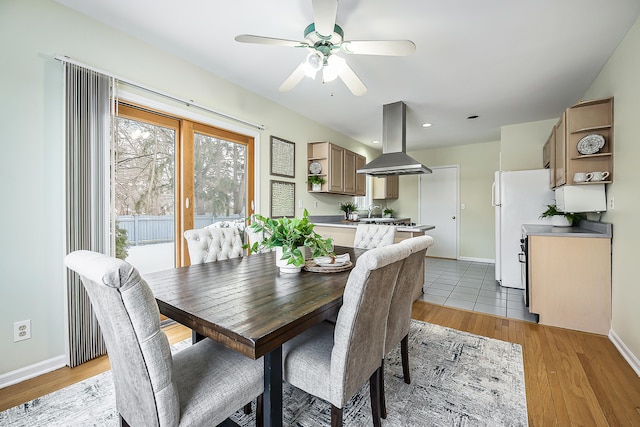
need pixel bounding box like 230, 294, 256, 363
312, 0, 338, 37
341, 40, 416, 56
279, 63, 307, 92
337, 62, 367, 96
235, 34, 308, 48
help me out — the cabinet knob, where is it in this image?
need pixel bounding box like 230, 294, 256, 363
452, 216, 456, 220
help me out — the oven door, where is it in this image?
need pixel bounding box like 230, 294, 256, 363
519, 237, 529, 307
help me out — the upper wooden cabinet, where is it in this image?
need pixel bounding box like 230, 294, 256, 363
372, 175, 399, 199
307, 142, 366, 196
547, 97, 614, 188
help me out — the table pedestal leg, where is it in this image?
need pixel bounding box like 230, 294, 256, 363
263, 347, 283, 427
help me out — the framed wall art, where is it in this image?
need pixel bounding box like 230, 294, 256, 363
270, 180, 295, 218
270, 135, 295, 178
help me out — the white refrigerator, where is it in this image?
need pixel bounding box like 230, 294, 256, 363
492, 169, 555, 289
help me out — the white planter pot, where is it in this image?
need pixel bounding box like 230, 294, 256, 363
551, 216, 572, 227
275, 246, 305, 273
312, 183, 322, 191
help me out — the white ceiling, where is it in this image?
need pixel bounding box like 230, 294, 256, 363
56, 0, 640, 151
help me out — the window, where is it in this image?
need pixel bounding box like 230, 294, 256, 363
114, 103, 254, 272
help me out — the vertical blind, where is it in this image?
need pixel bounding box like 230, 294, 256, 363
65, 63, 113, 367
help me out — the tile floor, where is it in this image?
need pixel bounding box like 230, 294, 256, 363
416, 257, 538, 323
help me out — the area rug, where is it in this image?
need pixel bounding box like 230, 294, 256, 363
0, 320, 528, 426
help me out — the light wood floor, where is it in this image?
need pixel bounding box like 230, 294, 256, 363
2, 302, 640, 425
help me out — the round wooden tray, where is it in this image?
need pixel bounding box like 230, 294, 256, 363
303, 260, 353, 273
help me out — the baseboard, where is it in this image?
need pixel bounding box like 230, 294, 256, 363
0, 355, 67, 389
458, 256, 495, 264
609, 328, 640, 377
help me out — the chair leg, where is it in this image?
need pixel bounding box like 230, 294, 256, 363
401, 334, 411, 384
369, 369, 382, 427
255, 394, 264, 427
379, 359, 387, 419
331, 405, 343, 427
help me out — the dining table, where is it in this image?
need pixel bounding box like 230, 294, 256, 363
144, 245, 365, 427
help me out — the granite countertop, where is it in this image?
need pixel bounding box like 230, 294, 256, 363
522, 220, 612, 238
310, 215, 435, 233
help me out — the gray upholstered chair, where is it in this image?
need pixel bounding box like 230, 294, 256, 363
353, 224, 396, 249
282, 243, 410, 427
184, 226, 244, 264
65, 250, 264, 427
379, 235, 434, 419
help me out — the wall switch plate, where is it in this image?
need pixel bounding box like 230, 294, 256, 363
14, 319, 31, 342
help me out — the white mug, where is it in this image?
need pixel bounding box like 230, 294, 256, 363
573, 172, 589, 182
587, 171, 610, 182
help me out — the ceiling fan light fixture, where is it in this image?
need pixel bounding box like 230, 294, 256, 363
304, 51, 323, 78
322, 54, 346, 82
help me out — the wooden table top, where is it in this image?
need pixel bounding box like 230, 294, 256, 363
144, 246, 365, 359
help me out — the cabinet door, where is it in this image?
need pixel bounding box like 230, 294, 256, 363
328, 144, 344, 193
554, 114, 566, 187
355, 154, 366, 196
387, 175, 399, 199
343, 150, 356, 194
547, 127, 556, 188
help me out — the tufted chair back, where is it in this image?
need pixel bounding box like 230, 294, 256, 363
65, 251, 179, 426
353, 224, 396, 249
184, 226, 244, 264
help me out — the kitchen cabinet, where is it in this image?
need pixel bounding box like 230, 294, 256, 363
328, 144, 345, 193
355, 153, 366, 196
307, 142, 366, 196
528, 234, 611, 335
547, 97, 614, 188
372, 175, 399, 199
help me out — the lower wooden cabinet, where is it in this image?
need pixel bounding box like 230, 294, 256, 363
528, 235, 611, 335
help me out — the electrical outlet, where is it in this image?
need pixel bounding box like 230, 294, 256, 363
610, 197, 615, 210
314, 201, 318, 208
14, 319, 31, 342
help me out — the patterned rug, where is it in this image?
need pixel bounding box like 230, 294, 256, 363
0, 320, 528, 426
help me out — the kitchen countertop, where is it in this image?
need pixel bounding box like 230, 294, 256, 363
522, 220, 612, 238
313, 221, 435, 233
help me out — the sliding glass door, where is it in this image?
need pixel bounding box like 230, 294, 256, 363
113, 104, 254, 272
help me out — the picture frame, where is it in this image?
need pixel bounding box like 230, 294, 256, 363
270, 135, 295, 178
270, 180, 295, 218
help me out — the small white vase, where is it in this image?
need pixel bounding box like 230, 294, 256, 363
551, 216, 572, 227
275, 246, 304, 273
312, 183, 322, 191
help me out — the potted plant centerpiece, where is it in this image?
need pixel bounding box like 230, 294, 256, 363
339, 201, 358, 220
539, 203, 585, 227
245, 209, 334, 273
308, 175, 326, 191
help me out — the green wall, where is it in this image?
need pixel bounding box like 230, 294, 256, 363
581, 15, 640, 365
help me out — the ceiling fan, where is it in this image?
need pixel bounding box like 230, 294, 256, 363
234, 0, 416, 96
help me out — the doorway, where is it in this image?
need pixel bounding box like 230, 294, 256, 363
419, 165, 459, 259
113, 103, 254, 273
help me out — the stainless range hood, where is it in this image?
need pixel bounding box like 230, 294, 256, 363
357, 101, 432, 176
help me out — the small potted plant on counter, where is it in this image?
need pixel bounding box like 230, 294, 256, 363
308, 175, 326, 191
245, 209, 334, 273
539, 203, 585, 227
383, 207, 394, 218
339, 201, 358, 220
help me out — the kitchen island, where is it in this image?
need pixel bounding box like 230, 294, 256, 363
310, 215, 435, 247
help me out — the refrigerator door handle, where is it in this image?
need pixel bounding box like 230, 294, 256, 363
491, 181, 498, 206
